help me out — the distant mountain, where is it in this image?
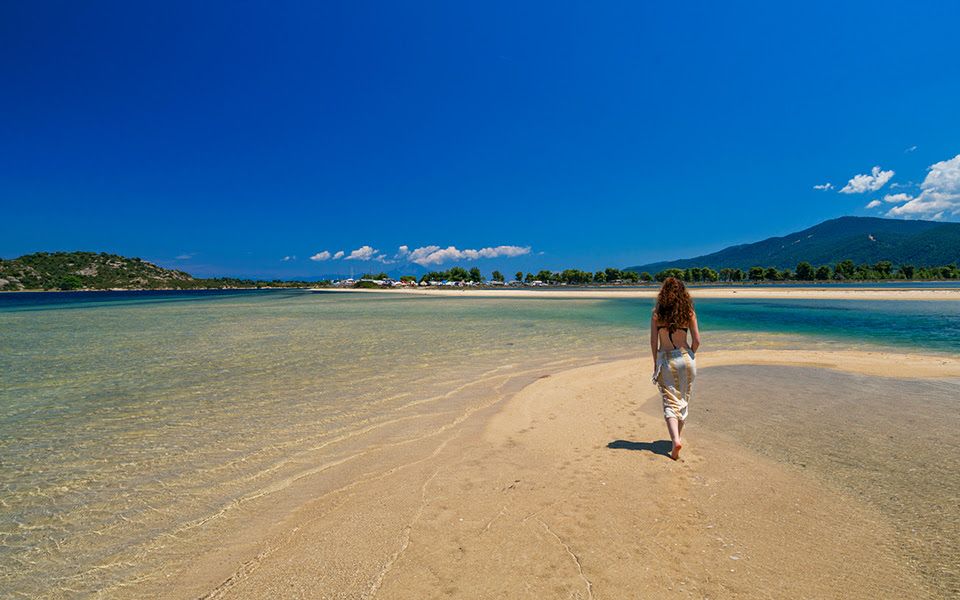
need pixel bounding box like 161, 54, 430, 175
625, 216, 960, 273
0, 251, 309, 291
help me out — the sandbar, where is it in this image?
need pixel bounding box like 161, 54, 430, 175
152, 348, 960, 599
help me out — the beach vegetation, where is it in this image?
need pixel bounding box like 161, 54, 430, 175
835, 259, 856, 279
605, 267, 622, 282
58, 274, 83, 290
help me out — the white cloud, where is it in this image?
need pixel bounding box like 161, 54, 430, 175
905, 145, 918, 153
175, 253, 194, 260
840, 166, 895, 194
865, 200, 882, 209
345, 245, 378, 261
889, 181, 914, 189
309, 251, 331, 261
282, 255, 296, 262
882, 193, 913, 204
406, 244, 531, 266
886, 154, 960, 220
813, 182, 834, 191
333, 250, 345, 260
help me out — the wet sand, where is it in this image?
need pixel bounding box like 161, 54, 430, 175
160, 350, 960, 599
314, 286, 960, 301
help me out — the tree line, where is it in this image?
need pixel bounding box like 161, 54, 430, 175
654, 260, 959, 282
369, 260, 960, 286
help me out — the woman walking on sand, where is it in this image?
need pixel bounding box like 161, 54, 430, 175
650, 277, 700, 460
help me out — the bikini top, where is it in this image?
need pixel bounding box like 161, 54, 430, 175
657, 324, 688, 351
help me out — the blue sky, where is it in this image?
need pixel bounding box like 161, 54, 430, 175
2, 1, 959, 278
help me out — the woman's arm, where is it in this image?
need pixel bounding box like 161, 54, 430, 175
650, 315, 659, 368
689, 310, 701, 353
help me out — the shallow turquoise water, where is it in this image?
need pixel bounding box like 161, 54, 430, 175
0, 289, 957, 596
597, 297, 960, 352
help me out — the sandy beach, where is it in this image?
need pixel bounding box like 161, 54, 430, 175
156, 349, 960, 599
313, 286, 960, 302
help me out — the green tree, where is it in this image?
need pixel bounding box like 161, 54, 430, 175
874, 261, 892, 278
533, 270, 549, 282
604, 267, 622, 282
730, 268, 744, 282
640, 271, 653, 282
795, 261, 815, 281
815, 265, 831, 280
748, 266, 765, 281
764, 267, 781, 281
515, 271, 523, 282
622, 270, 639, 283
561, 269, 591, 285
835, 259, 855, 279
58, 274, 83, 290
492, 270, 505, 282
448, 266, 469, 281
897, 264, 915, 279
701, 267, 719, 282
594, 270, 607, 283
468, 267, 483, 282
656, 268, 685, 282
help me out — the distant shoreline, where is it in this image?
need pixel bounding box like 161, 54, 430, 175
4, 282, 960, 301
311, 285, 960, 301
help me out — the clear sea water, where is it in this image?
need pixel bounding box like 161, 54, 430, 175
1, 289, 958, 596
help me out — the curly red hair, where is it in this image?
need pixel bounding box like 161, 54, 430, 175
654, 277, 694, 329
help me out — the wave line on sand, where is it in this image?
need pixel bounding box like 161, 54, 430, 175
536, 517, 593, 600
365, 467, 441, 599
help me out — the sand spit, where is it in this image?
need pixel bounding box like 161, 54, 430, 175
170, 350, 956, 599
311, 286, 960, 301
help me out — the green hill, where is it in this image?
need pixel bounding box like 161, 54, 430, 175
626, 216, 960, 273
0, 251, 310, 291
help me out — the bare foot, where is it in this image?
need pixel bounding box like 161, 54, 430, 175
671, 440, 683, 461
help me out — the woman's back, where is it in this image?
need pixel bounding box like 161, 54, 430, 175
654, 318, 690, 352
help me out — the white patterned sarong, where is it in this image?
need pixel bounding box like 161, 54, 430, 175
654, 348, 696, 421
